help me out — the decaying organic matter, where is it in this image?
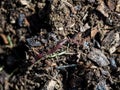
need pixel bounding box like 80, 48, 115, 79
0, 0, 120, 90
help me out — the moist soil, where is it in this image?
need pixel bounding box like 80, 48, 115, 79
0, 0, 120, 90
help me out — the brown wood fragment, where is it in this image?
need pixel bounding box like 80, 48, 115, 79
91, 27, 99, 39
0, 34, 8, 44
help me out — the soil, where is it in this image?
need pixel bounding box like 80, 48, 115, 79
0, 0, 120, 90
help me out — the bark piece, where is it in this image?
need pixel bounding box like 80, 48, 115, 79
88, 48, 109, 66
102, 31, 120, 51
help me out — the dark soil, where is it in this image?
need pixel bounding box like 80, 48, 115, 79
0, 0, 120, 90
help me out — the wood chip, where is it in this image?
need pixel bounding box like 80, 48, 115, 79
91, 27, 99, 39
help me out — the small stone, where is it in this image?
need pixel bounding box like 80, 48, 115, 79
26, 36, 41, 47
109, 58, 117, 69
74, 5, 81, 11
109, 46, 116, 54
87, 0, 95, 3
10, 16, 16, 24
18, 13, 26, 27
20, 0, 31, 6
58, 27, 64, 31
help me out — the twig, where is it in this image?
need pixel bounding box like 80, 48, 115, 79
47, 51, 66, 58
7, 35, 13, 47
56, 64, 77, 70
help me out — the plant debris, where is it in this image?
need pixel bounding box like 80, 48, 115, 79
0, 0, 120, 90
88, 48, 110, 66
